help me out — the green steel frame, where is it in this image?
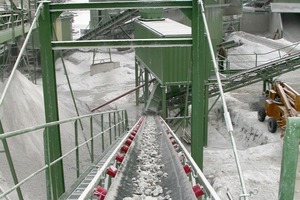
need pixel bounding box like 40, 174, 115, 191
34, 1, 205, 196
2, 0, 300, 199
39, 3, 65, 198
0, 0, 208, 198
45, 1, 205, 172
279, 117, 300, 200
191, 0, 206, 170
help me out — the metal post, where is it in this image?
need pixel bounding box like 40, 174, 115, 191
255, 53, 258, 67
122, 110, 125, 133
161, 85, 167, 119
263, 80, 267, 93
0, 121, 24, 200
203, 38, 210, 147
101, 114, 104, 152
191, 0, 205, 170
279, 117, 300, 200
135, 59, 139, 106
38, 2, 65, 198
109, 113, 112, 145
114, 112, 117, 140
144, 68, 149, 107
75, 120, 80, 178
21, 0, 25, 35
90, 117, 94, 163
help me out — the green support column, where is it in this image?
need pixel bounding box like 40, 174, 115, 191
135, 59, 139, 106
39, 2, 65, 199
203, 39, 210, 147
161, 85, 167, 119
278, 117, 300, 200
144, 68, 149, 107
191, 0, 206, 170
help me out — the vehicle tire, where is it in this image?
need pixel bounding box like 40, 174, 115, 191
268, 118, 277, 133
258, 107, 266, 122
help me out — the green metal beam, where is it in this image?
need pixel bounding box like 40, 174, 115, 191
135, 59, 139, 106
38, 2, 65, 199
49, 1, 192, 11
0, 24, 32, 44
279, 117, 300, 200
144, 68, 149, 108
191, 0, 205, 170
51, 38, 192, 50
162, 85, 167, 119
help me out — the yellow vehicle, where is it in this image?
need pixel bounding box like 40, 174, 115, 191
258, 81, 300, 133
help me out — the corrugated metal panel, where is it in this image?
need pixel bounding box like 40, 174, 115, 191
135, 19, 191, 84
205, 6, 223, 75
137, 19, 191, 37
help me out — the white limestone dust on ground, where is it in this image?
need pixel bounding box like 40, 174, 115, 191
0, 30, 299, 199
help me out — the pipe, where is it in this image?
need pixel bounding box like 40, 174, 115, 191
198, 0, 248, 199
0, 109, 126, 140
91, 78, 156, 112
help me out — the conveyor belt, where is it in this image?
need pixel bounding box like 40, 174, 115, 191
209, 51, 300, 97
105, 116, 196, 200
78, 9, 138, 41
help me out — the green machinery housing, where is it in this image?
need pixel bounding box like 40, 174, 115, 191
134, 7, 223, 120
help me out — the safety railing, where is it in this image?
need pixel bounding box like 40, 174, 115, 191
0, 109, 128, 199
0, 11, 29, 31
225, 41, 300, 70
78, 115, 220, 200
0, 2, 43, 108
77, 116, 144, 200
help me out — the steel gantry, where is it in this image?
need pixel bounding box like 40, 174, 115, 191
36, 0, 257, 199
37, 1, 207, 198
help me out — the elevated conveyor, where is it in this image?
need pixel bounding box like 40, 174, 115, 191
105, 116, 196, 200
64, 116, 220, 200
144, 50, 300, 113
77, 9, 138, 41
209, 51, 300, 97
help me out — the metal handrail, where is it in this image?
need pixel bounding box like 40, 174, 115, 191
78, 116, 144, 200
0, 109, 125, 140
227, 41, 300, 69
229, 41, 300, 56
0, 109, 128, 199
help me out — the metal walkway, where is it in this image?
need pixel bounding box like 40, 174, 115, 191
63, 134, 127, 200
209, 51, 300, 97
